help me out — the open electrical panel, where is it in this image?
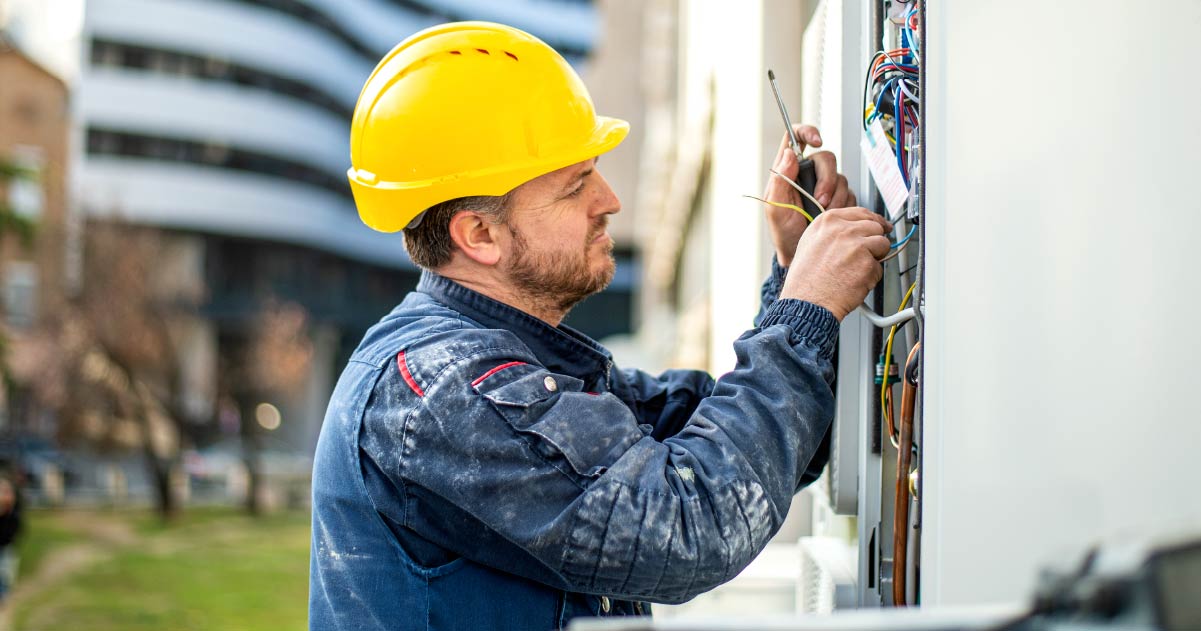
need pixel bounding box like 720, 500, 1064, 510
801, 0, 926, 608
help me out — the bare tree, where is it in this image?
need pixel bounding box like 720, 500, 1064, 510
13, 220, 198, 521
12, 216, 314, 518
222, 299, 313, 514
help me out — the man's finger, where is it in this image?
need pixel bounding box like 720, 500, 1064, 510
774, 130, 796, 168
843, 209, 893, 233
829, 175, 853, 210
847, 218, 889, 238
810, 151, 838, 207
773, 148, 798, 180
793, 124, 822, 149
865, 234, 892, 260
826, 206, 892, 232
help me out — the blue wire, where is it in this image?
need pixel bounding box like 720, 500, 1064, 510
894, 83, 908, 187
872, 77, 898, 119
891, 225, 917, 249
868, 83, 889, 124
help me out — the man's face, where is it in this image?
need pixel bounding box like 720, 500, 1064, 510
500, 158, 621, 314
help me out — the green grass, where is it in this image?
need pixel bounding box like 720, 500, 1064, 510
14, 508, 311, 631
15, 510, 80, 580
131, 504, 261, 536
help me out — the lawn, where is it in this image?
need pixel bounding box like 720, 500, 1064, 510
15, 510, 80, 581
13, 508, 311, 631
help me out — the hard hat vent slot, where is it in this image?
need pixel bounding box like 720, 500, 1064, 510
476, 48, 490, 55
449, 50, 461, 55
505, 51, 519, 61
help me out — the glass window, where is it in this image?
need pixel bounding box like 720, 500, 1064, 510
89, 39, 353, 120
3, 262, 38, 328
7, 146, 45, 219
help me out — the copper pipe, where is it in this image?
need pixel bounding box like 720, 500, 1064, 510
885, 382, 897, 445
892, 342, 921, 606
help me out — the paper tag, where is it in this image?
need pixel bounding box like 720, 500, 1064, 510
860, 119, 909, 221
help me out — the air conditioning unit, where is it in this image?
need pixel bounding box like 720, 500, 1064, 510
798, 536, 857, 613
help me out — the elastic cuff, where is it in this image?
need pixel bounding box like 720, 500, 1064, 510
761, 256, 788, 305
759, 299, 840, 359
770, 256, 788, 288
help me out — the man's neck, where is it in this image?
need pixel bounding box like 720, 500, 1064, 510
435, 267, 566, 327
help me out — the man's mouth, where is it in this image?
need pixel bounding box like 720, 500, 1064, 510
589, 220, 610, 244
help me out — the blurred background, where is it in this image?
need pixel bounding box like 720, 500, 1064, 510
0, 0, 830, 628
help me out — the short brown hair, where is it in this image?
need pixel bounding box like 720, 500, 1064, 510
403, 193, 512, 269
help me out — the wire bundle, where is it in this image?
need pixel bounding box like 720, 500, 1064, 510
864, 2, 924, 608
862, 3, 921, 188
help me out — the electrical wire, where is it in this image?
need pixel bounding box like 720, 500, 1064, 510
742, 195, 814, 223
768, 168, 827, 215
857, 304, 918, 328
878, 231, 915, 263
857, 34, 922, 312
898, 80, 920, 104
881, 283, 916, 447
891, 225, 916, 249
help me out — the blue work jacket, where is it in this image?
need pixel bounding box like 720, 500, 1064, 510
309, 265, 838, 630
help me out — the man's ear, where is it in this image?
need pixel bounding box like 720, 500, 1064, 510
447, 211, 503, 266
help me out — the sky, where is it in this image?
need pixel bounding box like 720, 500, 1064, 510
1, 0, 85, 80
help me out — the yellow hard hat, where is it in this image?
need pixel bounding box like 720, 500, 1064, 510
347, 21, 629, 232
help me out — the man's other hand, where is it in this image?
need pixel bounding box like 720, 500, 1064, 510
780, 207, 891, 321
763, 125, 856, 268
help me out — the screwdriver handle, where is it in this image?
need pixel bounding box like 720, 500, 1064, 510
796, 158, 822, 218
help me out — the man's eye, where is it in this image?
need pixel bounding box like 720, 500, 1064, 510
566, 184, 585, 198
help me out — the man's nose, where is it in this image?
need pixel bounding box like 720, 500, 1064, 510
592, 170, 622, 216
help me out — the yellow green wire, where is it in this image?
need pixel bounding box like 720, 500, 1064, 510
863, 104, 898, 145
742, 194, 815, 223
882, 282, 917, 447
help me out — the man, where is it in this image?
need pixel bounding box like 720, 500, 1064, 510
0, 475, 19, 603
310, 22, 889, 630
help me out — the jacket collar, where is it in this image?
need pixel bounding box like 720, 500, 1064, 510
417, 270, 612, 383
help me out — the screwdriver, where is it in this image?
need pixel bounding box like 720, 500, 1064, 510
767, 69, 821, 218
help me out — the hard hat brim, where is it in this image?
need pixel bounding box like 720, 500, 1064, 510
350, 116, 630, 233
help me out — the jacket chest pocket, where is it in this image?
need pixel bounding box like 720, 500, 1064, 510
475, 365, 640, 480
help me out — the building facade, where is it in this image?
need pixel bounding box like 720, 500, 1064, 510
69, 0, 613, 455
0, 35, 71, 428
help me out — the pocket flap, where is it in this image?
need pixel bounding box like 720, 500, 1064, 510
473, 363, 556, 408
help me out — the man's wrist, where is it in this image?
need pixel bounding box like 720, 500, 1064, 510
779, 281, 848, 321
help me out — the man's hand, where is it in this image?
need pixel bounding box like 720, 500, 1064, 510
780, 207, 891, 321
763, 125, 856, 267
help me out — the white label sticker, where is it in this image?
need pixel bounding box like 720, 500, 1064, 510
860, 119, 910, 221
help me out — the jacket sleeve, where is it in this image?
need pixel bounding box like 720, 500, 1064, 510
615, 363, 830, 485
615, 256, 792, 441
754, 256, 789, 327
392, 299, 838, 604
612, 367, 715, 440
756, 256, 832, 489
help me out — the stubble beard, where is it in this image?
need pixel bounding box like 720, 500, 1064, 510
504, 221, 616, 318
